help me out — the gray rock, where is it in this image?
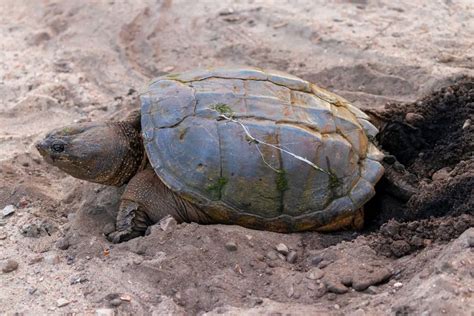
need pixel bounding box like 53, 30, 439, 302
2, 259, 19, 273
286, 250, 297, 263
2, 205, 16, 217
275, 243, 289, 255
225, 241, 238, 251
310, 255, 324, 266
0, 231, 7, 240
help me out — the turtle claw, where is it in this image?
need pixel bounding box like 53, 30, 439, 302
106, 229, 139, 243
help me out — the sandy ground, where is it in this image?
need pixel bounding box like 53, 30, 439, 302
1, 0, 473, 315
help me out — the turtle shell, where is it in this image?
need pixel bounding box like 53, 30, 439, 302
140, 67, 384, 232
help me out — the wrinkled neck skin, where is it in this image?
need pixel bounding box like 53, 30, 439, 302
37, 120, 144, 187
100, 122, 144, 186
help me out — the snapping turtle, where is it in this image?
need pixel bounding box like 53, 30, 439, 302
36, 67, 384, 242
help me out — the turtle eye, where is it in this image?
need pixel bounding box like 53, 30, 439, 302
51, 143, 65, 153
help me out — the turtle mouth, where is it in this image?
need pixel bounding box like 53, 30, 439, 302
35, 140, 55, 163
35, 140, 62, 163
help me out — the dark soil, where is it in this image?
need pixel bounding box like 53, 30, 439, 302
364, 77, 474, 256
377, 76, 473, 177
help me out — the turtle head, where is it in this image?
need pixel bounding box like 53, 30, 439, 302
36, 121, 143, 186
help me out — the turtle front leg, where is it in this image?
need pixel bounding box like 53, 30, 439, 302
106, 168, 166, 243
107, 200, 151, 243
106, 168, 205, 243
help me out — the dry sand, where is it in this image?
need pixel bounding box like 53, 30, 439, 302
1, 0, 473, 314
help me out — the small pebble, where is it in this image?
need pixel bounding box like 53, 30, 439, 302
383, 155, 397, 164
56, 238, 70, 250
95, 308, 115, 316
133, 258, 143, 265
275, 243, 289, 255
432, 168, 450, 181
310, 255, 324, 266
2, 259, 19, 273
102, 223, 115, 235
110, 298, 122, 306
467, 235, 474, 248
286, 251, 297, 264
341, 276, 352, 286
327, 293, 337, 301
45, 254, 60, 265
225, 241, 238, 251
394, 282, 403, 288
2, 205, 16, 217
57, 298, 70, 307
266, 250, 278, 260
306, 268, 325, 280
29, 256, 44, 265
159, 216, 177, 231
318, 260, 331, 269
366, 286, 379, 294
28, 288, 37, 295
0, 232, 7, 240
462, 119, 471, 130
352, 308, 366, 316
405, 112, 424, 125
325, 278, 349, 294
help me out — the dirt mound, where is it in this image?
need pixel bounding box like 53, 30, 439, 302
372, 214, 474, 257
377, 77, 473, 177
366, 78, 473, 230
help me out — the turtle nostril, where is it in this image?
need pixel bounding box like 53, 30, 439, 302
35, 140, 46, 152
